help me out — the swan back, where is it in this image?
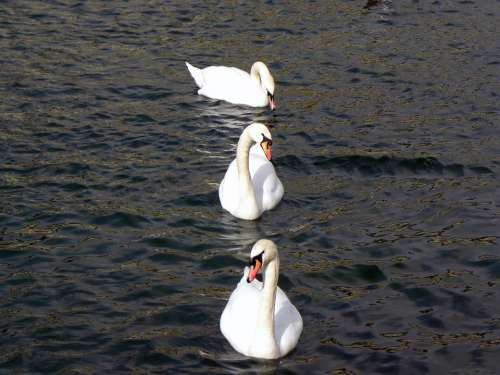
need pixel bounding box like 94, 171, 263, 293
185, 61, 275, 108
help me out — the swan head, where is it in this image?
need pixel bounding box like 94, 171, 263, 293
246, 122, 273, 161
247, 239, 278, 283
251, 62, 276, 110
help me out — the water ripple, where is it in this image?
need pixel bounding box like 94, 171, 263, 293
313, 154, 494, 177
1, 0, 499, 373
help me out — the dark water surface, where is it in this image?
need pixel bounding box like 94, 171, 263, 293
1, 1, 499, 374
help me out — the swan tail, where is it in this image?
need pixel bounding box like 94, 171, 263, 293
185, 62, 204, 88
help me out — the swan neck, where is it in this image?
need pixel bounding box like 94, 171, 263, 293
250, 63, 261, 83
236, 130, 254, 196
250, 62, 267, 86
257, 258, 279, 342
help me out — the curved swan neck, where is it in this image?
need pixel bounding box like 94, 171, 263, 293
261, 257, 279, 320
253, 257, 279, 356
250, 62, 268, 85
236, 129, 255, 197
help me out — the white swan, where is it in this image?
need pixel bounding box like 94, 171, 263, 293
220, 239, 303, 359
185, 61, 276, 110
219, 123, 284, 220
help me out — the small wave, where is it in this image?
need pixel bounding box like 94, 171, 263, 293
170, 191, 219, 207
312, 155, 494, 177
199, 255, 242, 270
144, 237, 212, 253
1, 162, 90, 177
91, 211, 150, 228
276, 154, 309, 173
124, 114, 155, 126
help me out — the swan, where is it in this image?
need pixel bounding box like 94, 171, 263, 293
220, 239, 303, 359
185, 61, 276, 110
219, 123, 284, 220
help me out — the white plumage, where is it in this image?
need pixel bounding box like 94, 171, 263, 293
186, 61, 276, 109
219, 123, 284, 220
220, 240, 303, 359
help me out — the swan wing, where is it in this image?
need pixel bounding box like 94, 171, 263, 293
220, 269, 263, 356
218, 158, 239, 213
220, 269, 302, 358
219, 147, 283, 215
249, 145, 284, 211
274, 287, 303, 356
196, 66, 267, 106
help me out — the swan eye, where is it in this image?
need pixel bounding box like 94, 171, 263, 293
261, 134, 272, 146
247, 251, 264, 283
249, 251, 264, 267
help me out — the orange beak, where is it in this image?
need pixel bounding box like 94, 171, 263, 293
247, 258, 262, 283
260, 140, 272, 161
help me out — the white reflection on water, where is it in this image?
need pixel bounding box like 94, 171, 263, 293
217, 214, 264, 255
200, 349, 280, 375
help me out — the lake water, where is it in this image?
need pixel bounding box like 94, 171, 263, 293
1, 1, 499, 373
